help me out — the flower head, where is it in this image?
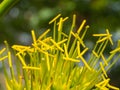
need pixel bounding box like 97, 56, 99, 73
0, 14, 119, 90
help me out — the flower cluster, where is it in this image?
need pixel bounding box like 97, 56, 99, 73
0, 14, 119, 90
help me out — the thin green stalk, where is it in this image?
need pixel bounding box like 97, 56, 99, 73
0, 0, 20, 16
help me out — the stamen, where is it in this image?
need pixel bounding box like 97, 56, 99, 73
63, 57, 80, 62
23, 66, 40, 70
101, 54, 108, 66
50, 39, 64, 52
58, 18, 63, 31
78, 56, 91, 71
31, 30, 37, 45
100, 62, 108, 78
97, 37, 108, 43
49, 14, 61, 24
72, 14, 76, 27
17, 54, 27, 67
80, 48, 88, 56
0, 48, 6, 54
92, 50, 99, 57
38, 29, 50, 40
77, 20, 86, 34
0, 55, 8, 61
57, 17, 69, 25
93, 34, 107, 37
107, 84, 119, 90
8, 52, 12, 67
110, 48, 120, 54
46, 52, 50, 71
106, 29, 113, 45
64, 44, 69, 58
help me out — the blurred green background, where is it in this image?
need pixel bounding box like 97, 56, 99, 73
0, 0, 120, 88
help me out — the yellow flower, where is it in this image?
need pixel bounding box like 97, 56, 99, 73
93, 29, 113, 45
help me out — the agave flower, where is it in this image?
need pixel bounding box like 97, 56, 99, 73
0, 14, 119, 90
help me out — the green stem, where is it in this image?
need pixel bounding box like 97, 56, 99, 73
0, 0, 20, 16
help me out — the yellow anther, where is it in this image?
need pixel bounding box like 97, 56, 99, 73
100, 62, 108, 78
77, 20, 86, 34
49, 14, 61, 24
38, 40, 51, 49
17, 54, 27, 67
80, 48, 88, 56
42, 37, 52, 42
50, 39, 64, 52
77, 41, 80, 55
0, 48, 6, 54
107, 84, 120, 90
76, 41, 91, 70
63, 57, 80, 62
93, 34, 107, 37
110, 48, 120, 54
78, 55, 91, 71
106, 29, 113, 45
12, 45, 28, 50
0, 55, 8, 61
97, 37, 108, 43
93, 29, 113, 45
16, 47, 30, 55
58, 17, 63, 31
96, 79, 110, 88
23, 66, 40, 70
8, 51, 12, 67
46, 52, 50, 71
64, 44, 69, 58
31, 30, 37, 45
57, 17, 69, 25
92, 50, 99, 57
33, 44, 54, 57
77, 41, 88, 57
52, 54, 57, 68
63, 17, 69, 22
101, 54, 108, 66
72, 14, 76, 27
71, 32, 86, 48
75, 33, 86, 48
61, 32, 68, 37
38, 29, 50, 40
